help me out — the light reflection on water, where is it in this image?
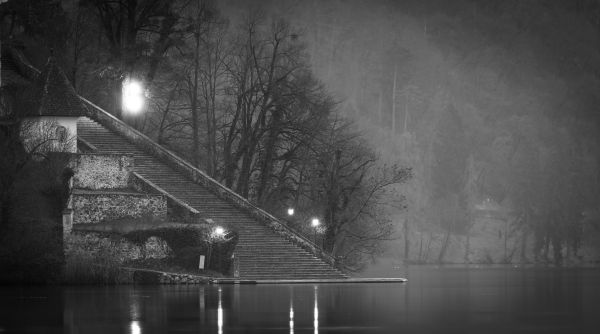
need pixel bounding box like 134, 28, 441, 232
217, 287, 223, 334
1, 267, 600, 333
129, 320, 141, 334
313, 285, 319, 334
289, 287, 294, 334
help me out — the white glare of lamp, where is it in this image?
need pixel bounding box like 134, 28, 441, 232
122, 79, 144, 114
130, 321, 141, 334
311, 218, 320, 227
287, 208, 295, 216
215, 226, 225, 236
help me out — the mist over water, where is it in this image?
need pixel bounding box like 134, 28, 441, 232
221, 0, 600, 266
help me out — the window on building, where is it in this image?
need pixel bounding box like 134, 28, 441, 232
55, 125, 68, 142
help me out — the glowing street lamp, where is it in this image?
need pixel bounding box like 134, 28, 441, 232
122, 79, 144, 114
208, 226, 226, 272
214, 226, 225, 236
287, 207, 295, 216
311, 218, 320, 245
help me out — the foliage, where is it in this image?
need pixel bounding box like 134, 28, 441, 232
289, 115, 412, 267
0, 218, 63, 284
123, 226, 238, 274
124, 226, 207, 248
63, 236, 126, 284
282, 0, 600, 265
1, 0, 413, 269
0, 124, 70, 283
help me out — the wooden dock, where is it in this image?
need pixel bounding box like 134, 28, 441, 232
211, 277, 407, 284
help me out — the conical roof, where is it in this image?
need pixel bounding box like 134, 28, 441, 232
34, 56, 85, 117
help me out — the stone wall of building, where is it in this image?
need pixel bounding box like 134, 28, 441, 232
69, 153, 134, 190
20, 117, 78, 154
72, 190, 166, 225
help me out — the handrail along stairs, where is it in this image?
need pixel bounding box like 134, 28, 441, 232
79, 96, 339, 267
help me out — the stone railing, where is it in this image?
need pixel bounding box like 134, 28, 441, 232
130, 172, 202, 224
80, 96, 338, 267
77, 137, 97, 152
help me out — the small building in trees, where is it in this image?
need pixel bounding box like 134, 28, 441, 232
22, 56, 87, 153
1, 40, 167, 233
2, 41, 85, 153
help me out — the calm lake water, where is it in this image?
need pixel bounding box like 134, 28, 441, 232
1, 266, 599, 333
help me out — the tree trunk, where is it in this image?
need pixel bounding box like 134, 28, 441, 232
323, 149, 342, 253
236, 141, 256, 198
0, 196, 11, 228
222, 143, 236, 188
503, 218, 508, 263
464, 231, 470, 263
552, 229, 563, 266
418, 233, 423, 263
403, 99, 409, 134
377, 91, 383, 126
323, 225, 336, 253
520, 227, 529, 263
404, 217, 410, 262
438, 229, 451, 263
257, 109, 282, 205
202, 18, 219, 178
425, 232, 434, 262
113, 79, 123, 119
392, 64, 397, 134
190, 21, 201, 167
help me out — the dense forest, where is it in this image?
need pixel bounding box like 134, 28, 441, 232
277, 0, 600, 265
2, 0, 600, 269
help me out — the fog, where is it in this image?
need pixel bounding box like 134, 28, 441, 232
2, 0, 600, 273
225, 0, 600, 268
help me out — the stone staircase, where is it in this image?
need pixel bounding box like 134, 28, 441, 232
77, 116, 347, 280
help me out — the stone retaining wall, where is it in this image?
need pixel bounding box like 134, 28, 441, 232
69, 153, 134, 190
66, 231, 172, 263
67, 232, 215, 285
129, 172, 201, 223
72, 190, 166, 225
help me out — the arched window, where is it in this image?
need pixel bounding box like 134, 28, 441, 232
55, 125, 68, 142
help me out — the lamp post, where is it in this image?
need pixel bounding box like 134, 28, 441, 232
122, 78, 145, 114
207, 226, 226, 271
311, 218, 320, 245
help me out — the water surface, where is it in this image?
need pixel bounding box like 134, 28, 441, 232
1, 266, 599, 333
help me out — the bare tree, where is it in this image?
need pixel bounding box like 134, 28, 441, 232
296, 116, 411, 267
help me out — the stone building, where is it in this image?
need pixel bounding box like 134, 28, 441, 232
1, 41, 167, 234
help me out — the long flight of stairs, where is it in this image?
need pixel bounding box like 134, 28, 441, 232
77, 117, 347, 280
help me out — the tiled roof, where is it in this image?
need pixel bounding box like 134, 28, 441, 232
1, 43, 86, 118
0, 47, 33, 88
34, 57, 86, 117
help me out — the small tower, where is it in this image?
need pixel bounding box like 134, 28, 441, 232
21, 56, 86, 154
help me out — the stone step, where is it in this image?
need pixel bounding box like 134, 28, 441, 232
238, 262, 335, 267
235, 247, 313, 253
239, 264, 337, 270
235, 257, 328, 263
238, 275, 344, 279
78, 117, 346, 279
